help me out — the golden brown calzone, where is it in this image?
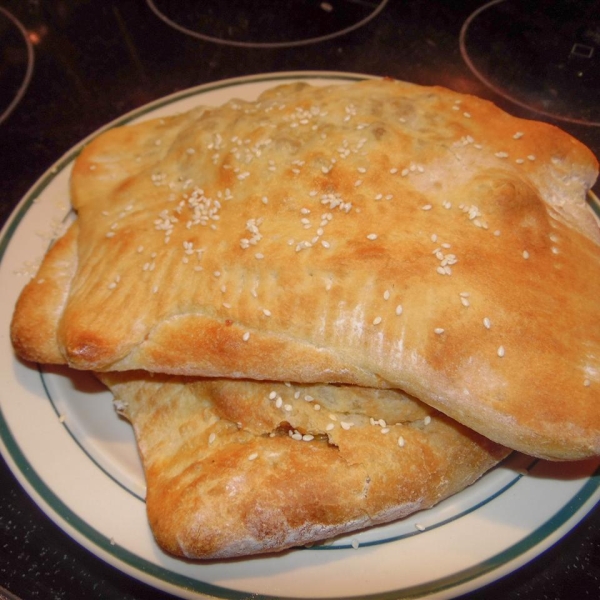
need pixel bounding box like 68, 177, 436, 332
11, 78, 600, 459
99, 372, 509, 559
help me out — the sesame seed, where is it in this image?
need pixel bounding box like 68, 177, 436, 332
522, 250, 530, 259
367, 233, 378, 240
242, 331, 250, 341
383, 290, 390, 300
302, 434, 314, 442
527, 155, 536, 161
269, 391, 277, 400
326, 423, 335, 431
497, 346, 505, 357
396, 305, 403, 316
421, 204, 432, 211
275, 397, 283, 409
463, 112, 471, 118
398, 436, 406, 448
351, 539, 360, 549
584, 379, 591, 387
373, 316, 383, 325
513, 132, 524, 139
248, 452, 258, 461
341, 421, 354, 430
483, 317, 491, 329
208, 433, 216, 444
415, 523, 426, 531
424, 416, 431, 425
495, 151, 509, 158
262, 308, 272, 317
434, 328, 445, 335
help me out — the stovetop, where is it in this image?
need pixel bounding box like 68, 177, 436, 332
0, 1, 599, 599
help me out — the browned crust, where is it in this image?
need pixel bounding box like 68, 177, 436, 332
99, 372, 508, 559
11, 78, 600, 460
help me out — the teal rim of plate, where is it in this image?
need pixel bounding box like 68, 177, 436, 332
1, 72, 600, 600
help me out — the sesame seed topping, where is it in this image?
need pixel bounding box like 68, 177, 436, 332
513, 132, 524, 139
398, 436, 406, 448
434, 328, 445, 335
415, 523, 426, 531
340, 421, 354, 430
373, 316, 383, 325
367, 233, 378, 240
396, 304, 403, 316
584, 379, 591, 387
522, 250, 530, 259
242, 331, 250, 341
248, 452, 259, 461
262, 308, 272, 317
497, 346, 506, 357
383, 290, 390, 300
483, 317, 491, 329
208, 433, 216, 445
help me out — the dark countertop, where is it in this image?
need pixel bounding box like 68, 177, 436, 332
1, 1, 599, 598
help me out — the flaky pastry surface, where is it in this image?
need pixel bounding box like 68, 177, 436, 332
11, 78, 600, 459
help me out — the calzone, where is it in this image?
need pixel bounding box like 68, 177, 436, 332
11, 78, 600, 460
99, 372, 509, 559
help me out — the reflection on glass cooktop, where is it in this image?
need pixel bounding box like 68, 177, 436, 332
0, 6, 33, 126
461, 0, 600, 126
147, 0, 389, 48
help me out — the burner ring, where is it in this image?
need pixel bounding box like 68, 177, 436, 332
147, 0, 389, 49
460, 0, 600, 127
0, 6, 34, 127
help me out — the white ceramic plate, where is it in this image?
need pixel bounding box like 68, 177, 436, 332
1, 71, 599, 600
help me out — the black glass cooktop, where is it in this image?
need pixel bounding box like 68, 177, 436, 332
0, 1, 599, 599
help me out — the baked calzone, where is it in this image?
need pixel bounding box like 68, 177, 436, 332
11, 78, 600, 459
